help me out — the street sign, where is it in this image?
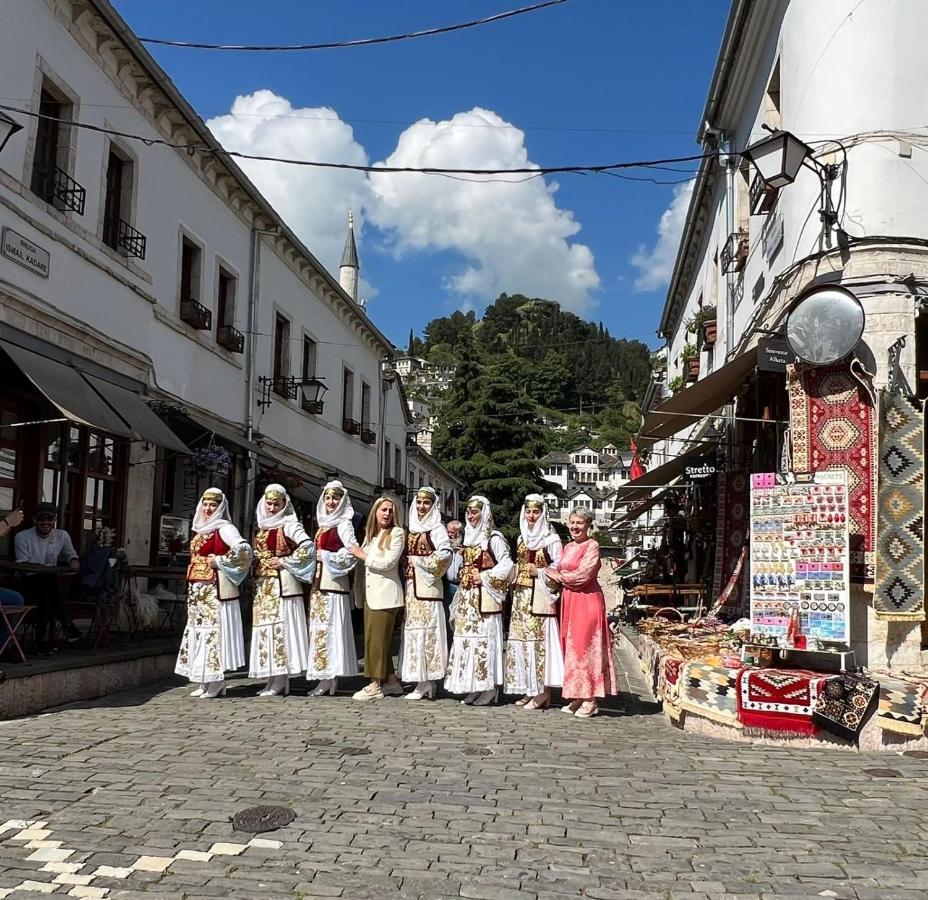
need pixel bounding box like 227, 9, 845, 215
2, 227, 49, 278
758, 336, 794, 372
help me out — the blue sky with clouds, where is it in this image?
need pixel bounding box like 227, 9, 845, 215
115, 0, 729, 348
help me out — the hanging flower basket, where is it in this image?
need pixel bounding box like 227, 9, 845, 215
190, 444, 232, 477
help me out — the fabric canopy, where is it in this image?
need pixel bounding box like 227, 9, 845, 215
1, 340, 134, 438
613, 444, 715, 503
185, 411, 259, 454
83, 374, 189, 453
611, 488, 673, 530
639, 346, 759, 448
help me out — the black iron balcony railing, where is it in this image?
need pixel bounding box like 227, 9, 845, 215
360, 427, 376, 445
217, 324, 245, 354
343, 417, 361, 436
180, 298, 212, 331
104, 216, 147, 260
32, 164, 86, 215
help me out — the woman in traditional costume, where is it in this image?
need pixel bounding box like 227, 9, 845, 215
504, 494, 564, 710
445, 495, 513, 706
249, 484, 316, 697
175, 487, 252, 699
306, 480, 359, 695
544, 507, 617, 718
398, 487, 452, 701
349, 496, 406, 701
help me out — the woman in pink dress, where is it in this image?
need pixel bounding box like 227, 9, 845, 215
545, 508, 617, 718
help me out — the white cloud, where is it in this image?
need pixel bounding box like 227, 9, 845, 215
206, 91, 372, 275
368, 108, 600, 312
630, 179, 696, 292
207, 95, 600, 313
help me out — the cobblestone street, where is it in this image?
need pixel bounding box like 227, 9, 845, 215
2, 645, 928, 900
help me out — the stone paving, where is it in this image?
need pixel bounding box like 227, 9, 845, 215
1, 643, 928, 899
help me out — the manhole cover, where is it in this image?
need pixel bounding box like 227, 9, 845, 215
339, 746, 371, 756
902, 750, 928, 759
863, 768, 902, 778
305, 737, 335, 746
463, 747, 493, 757
232, 805, 296, 833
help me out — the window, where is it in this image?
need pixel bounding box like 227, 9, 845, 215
361, 382, 372, 428
342, 367, 356, 432
31, 85, 72, 207
764, 59, 782, 130
216, 268, 235, 329
102, 146, 137, 254
408, 468, 415, 489
273, 313, 290, 396
301, 336, 317, 380
394, 446, 402, 482
384, 439, 392, 483
180, 238, 201, 303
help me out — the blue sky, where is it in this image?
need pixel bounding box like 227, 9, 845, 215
114, 0, 729, 349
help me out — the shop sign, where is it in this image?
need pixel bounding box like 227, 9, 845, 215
684, 459, 718, 481
2, 227, 50, 278
758, 336, 794, 372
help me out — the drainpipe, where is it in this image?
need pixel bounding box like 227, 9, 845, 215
722, 137, 737, 465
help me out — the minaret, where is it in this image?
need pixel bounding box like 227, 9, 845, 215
339, 210, 359, 302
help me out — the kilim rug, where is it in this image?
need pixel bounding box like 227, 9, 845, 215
737, 668, 824, 736
657, 656, 682, 706
876, 676, 928, 735
812, 673, 879, 742
788, 363, 878, 583
677, 660, 742, 727
710, 471, 749, 618
874, 391, 925, 621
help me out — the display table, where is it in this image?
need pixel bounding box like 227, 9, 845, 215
740, 643, 856, 673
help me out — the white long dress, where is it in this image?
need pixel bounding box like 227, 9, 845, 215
504, 534, 565, 694
175, 523, 251, 683
306, 520, 360, 679
398, 524, 452, 682
249, 521, 315, 678
445, 532, 513, 693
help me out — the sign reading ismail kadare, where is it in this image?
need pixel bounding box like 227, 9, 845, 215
2, 227, 50, 278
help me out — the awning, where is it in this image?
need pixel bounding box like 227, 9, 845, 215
1, 340, 134, 438
83, 375, 189, 454
639, 346, 758, 448
185, 412, 259, 454
613, 444, 714, 503
611, 488, 673, 530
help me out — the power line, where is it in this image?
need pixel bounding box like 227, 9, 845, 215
0, 103, 715, 177
139, 0, 571, 51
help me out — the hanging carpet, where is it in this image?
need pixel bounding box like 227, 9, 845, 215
874, 391, 925, 621
710, 471, 749, 618
788, 363, 878, 584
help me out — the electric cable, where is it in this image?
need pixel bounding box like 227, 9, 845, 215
139, 0, 571, 51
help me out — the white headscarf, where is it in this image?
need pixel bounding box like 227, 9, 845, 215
463, 495, 494, 550
408, 486, 442, 534
256, 483, 298, 530
316, 479, 355, 529
192, 487, 232, 536
520, 493, 552, 551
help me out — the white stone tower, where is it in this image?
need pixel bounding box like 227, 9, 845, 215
339, 210, 359, 302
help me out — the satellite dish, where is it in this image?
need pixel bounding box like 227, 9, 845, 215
785, 285, 865, 366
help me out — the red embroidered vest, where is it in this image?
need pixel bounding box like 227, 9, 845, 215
405, 531, 435, 578
186, 532, 230, 583
253, 527, 295, 578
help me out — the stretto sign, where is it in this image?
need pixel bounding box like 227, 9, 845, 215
684, 461, 718, 481
2, 227, 50, 278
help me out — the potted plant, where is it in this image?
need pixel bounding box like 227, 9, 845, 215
686, 306, 718, 347
668, 375, 685, 394
681, 343, 700, 381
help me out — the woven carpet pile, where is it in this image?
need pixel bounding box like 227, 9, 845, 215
737, 668, 824, 736
678, 660, 741, 727
877, 675, 928, 735
874, 390, 925, 621
812, 673, 879, 741
788, 363, 878, 583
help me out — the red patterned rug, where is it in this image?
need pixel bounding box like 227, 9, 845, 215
710, 471, 749, 617
737, 668, 824, 736
788, 363, 878, 583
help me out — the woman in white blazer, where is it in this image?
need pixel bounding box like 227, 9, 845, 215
349, 495, 406, 701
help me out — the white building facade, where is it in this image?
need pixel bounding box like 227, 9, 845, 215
637, 0, 928, 666
0, 0, 415, 562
